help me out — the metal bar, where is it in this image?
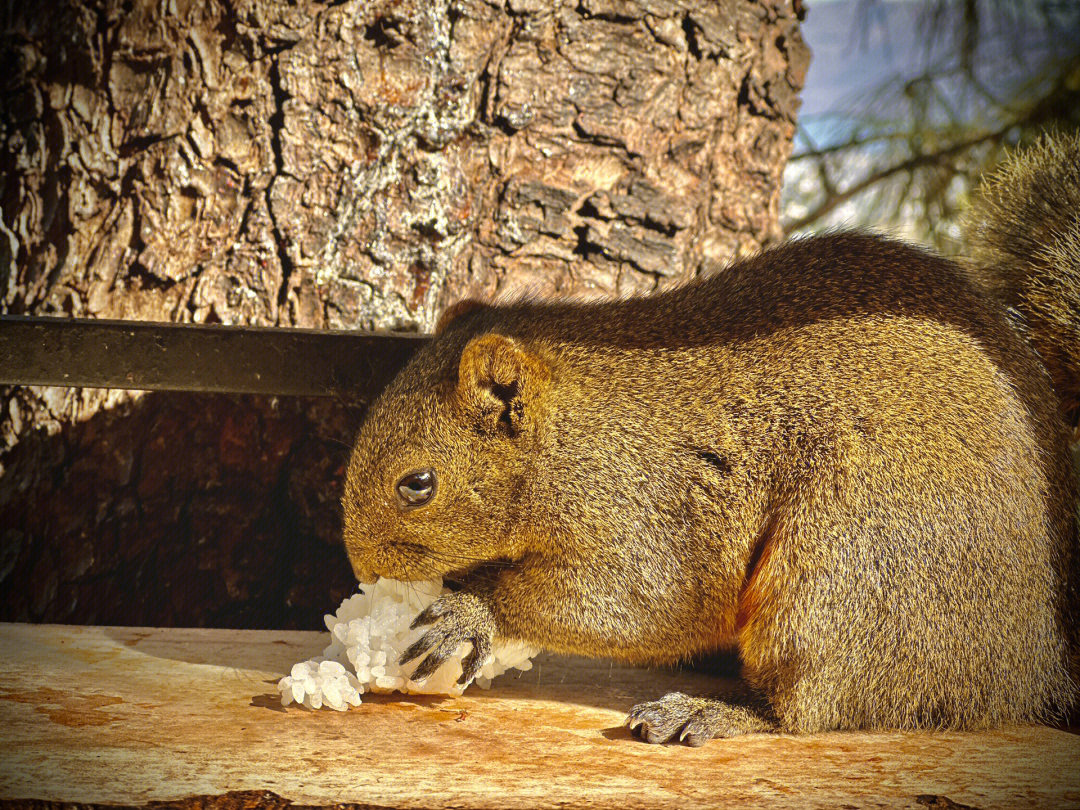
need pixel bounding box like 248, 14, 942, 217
0, 316, 428, 397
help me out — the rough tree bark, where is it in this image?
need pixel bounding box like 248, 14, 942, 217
0, 0, 808, 628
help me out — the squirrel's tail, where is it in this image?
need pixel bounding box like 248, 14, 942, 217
963, 131, 1080, 433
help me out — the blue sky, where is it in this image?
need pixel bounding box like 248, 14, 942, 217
782, 0, 1079, 238
797, 0, 1079, 147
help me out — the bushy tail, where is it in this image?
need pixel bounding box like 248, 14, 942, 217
963, 131, 1080, 434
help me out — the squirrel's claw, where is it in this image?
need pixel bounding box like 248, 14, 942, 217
626, 696, 688, 744
408, 634, 460, 681
399, 592, 497, 685
409, 601, 448, 630
457, 633, 493, 685
626, 692, 775, 745
398, 628, 439, 667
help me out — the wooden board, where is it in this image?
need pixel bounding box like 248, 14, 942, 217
0, 623, 1077, 809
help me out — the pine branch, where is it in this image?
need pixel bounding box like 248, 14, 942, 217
784, 125, 1013, 234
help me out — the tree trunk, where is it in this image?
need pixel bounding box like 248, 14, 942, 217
0, 0, 809, 628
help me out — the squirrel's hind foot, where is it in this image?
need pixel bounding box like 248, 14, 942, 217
626, 691, 775, 746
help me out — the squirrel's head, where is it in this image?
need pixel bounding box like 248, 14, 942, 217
341, 325, 551, 584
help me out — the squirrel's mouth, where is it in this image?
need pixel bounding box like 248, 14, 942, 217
379, 541, 520, 588
440, 558, 520, 591
377, 540, 483, 581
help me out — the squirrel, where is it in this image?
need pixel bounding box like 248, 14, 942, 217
341, 132, 1080, 745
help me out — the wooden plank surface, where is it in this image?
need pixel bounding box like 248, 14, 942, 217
0, 623, 1077, 809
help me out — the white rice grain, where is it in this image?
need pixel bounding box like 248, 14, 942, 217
278, 577, 540, 710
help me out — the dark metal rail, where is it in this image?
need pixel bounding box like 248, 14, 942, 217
0, 316, 427, 397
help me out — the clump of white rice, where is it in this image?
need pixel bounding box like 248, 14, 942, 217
277, 577, 539, 710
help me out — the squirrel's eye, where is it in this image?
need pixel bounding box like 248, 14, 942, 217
395, 469, 436, 507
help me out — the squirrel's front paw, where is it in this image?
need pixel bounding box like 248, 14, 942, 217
626, 692, 774, 746
399, 592, 496, 685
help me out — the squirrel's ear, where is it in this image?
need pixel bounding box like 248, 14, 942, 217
435, 299, 487, 334
456, 334, 549, 436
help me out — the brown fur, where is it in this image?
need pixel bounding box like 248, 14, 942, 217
963, 130, 1080, 432
434, 299, 488, 335
342, 139, 1080, 742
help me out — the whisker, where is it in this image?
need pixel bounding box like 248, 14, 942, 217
442, 565, 504, 589
382, 540, 518, 566
420, 548, 516, 567
317, 434, 354, 450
